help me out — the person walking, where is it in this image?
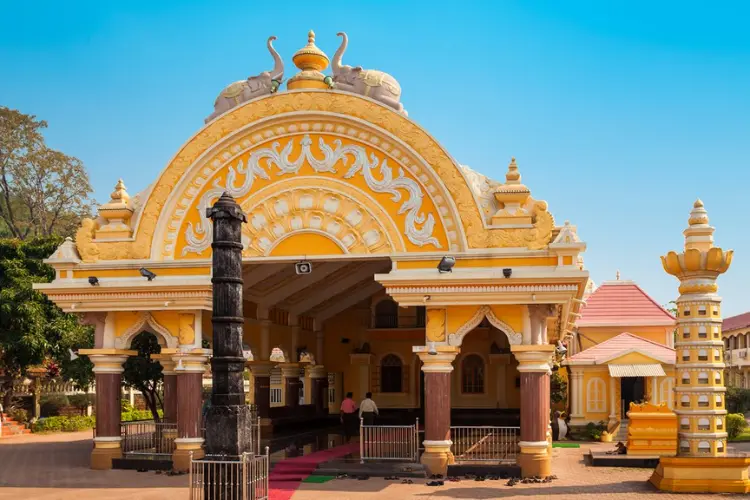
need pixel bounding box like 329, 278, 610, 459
340, 392, 357, 441
359, 392, 379, 426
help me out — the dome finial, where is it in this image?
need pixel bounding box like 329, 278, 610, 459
288, 29, 333, 90
616, 270, 620, 280
506, 157, 521, 184
308, 30, 315, 44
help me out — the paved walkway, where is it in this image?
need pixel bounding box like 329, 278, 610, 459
1, 433, 748, 499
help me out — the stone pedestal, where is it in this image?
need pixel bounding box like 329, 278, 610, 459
281, 364, 301, 409
171, 351, 209, 472
512, 345, 554, 478
416, 347, 458, 476
79, 349, 134, 470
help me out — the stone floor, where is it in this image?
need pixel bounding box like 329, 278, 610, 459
0, 432, 748, 499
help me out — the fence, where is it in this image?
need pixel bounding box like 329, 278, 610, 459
189, 449, 269, 500
121, 420, 178, 456
450, 426, 519, 463
360, 418, 420, 463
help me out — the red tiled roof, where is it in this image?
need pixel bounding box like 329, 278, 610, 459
723, 312, 750, 332
565, 332, 675, 365
576, 281, 675, 327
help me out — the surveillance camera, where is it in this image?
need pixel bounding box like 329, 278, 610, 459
295, 261, 312, 275
139, 267, 157, 281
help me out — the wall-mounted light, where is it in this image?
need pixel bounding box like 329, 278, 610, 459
437, 256, 455, 273
428, 342, 438, 356
140, 267, 157, 281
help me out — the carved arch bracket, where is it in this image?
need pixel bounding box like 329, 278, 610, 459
115, 312, 179, 350
447, 305, 523, 347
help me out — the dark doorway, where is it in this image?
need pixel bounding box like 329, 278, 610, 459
620, 377, 645, 417
419, 368, 425, 414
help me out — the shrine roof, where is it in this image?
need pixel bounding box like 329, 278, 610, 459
723, 312, 750, 332
565, 332, 675, 365
576, 280, 675, 327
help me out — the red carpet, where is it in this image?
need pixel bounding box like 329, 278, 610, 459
269, 442, 359, 500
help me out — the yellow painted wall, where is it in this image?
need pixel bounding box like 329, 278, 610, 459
578, 326, 672, 351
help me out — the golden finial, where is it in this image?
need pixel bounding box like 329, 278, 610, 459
506, 157, 521, 184
616, 270, 620, 280
110, 179, 130, 203
694, 198, 704, 209
688, 198, 709, 227
289, 29, 332, 90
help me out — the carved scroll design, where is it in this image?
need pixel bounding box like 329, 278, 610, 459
447, 305, 523, 346
183, 134, 440, 256
116, 312, 179, 350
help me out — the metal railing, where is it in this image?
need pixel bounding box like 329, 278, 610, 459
189, 448, 269, 500
121, 420, 178, 456
360, 418, 419, 463
450, 426, 519, 463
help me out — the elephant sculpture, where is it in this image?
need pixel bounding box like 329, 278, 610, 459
331, 32, 407, 115
205, 36, 284, 123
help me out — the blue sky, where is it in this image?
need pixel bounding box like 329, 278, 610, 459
2, 1, 748, 315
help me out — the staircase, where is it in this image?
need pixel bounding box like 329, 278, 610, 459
614, 419, 629, 442
1, 413, 32, 438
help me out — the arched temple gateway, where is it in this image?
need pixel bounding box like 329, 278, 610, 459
35, 31, 590, 476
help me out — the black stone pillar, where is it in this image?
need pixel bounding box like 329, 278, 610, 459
204, 193, 254, 458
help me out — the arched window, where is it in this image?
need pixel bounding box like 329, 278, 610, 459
374, 299, 399, 328
718, 441, 724, 452
680, 417, 690, 430
714, 349, 721, 361
698, 326, 707, 339
682, 350, 690, 362
660, 378, 674, 408
683, 327, 690, 339
681, 395, 690, 407
716, 417, 724, 430
680, 440, 690, 453
713, 326, 720, 339
698, 441, 710, 453
715, 394, 723, 407
698, 349, 708, 361
698, 395, 709, 407
698, 418, 710, 430
698, 372, 708, 384
681, 372, 690, 385
380, 354, 403, 393
714, 371, 722, 384
586, 378, 606, 412
461, 355, 485, 394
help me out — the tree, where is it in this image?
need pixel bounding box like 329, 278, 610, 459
0, 107, 94, 239
0, 236, 93, 408
550, 371, 568, 406
122, 332, 164, 421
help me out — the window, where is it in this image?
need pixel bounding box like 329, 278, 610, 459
374, 299, 399, 328
681, 395, 690, 407
698, 372, 708, 384
660, 378, 674, 408
712, 306, 719, 316
461, 355, 485, 394
416, 306, 426, 328
698, 326, 707, 339
681, 372, 690, 385
680, 417, 690, 430
682, 350, 690, 362
680, 440, 690, 453
718, 441, 724, 452
698, 395, 709, 407
716, 417, 724, 430
715, 395, 723, 407
715, 371, 722, 384
698, 418, 710, 430
698, 441, 710, 453
683, 308, 691, 317
683, 328, 690, 339
698, 305, 707, 316
587, 378, 606, 412
270, 388, 282, 404
698, 349, 708, 361
713, 327, 720, 339
714, 349, 721, 361
380, 354, 403, 393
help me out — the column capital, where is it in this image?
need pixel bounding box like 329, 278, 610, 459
417, 346, 459, 373
306, 364, 327, 379
247, 361, 275, 377
166, 348, 211, 373
511, 345, 554, 373
80, 349, 135, 374
280, 363, 301, 378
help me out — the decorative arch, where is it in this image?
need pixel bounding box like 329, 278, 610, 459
379, 353, 404, 393
586, 377, 606, 412
448, 305, 522, 346
115, 312, 178, 350
269, 347, 289, 363
659, 378, 674, 408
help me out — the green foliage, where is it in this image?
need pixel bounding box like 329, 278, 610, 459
727, 413, 748, 440
121, 399, 135, 413
31, 415, 95, 433
8, 407, 29, 424
122, 332, 163, 421
585, 421, 607, 441
67, 394, 94, 410
121, 409, 163, 422
726, 387, 750, 413
40, 394, 69, 417
550, 371, 568, 405
0, 236, 94, 407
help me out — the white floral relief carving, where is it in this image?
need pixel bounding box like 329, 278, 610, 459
116, 312, 179, 350
183, 135, 440, 256
447, 305, 523, 346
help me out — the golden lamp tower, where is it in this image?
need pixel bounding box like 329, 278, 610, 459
650, 200, 750, 493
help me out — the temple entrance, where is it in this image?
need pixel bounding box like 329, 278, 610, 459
620, 377, 645, 417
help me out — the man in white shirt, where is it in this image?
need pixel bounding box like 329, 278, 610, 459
359, 392, 379, 426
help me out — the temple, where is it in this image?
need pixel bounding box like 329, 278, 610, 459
33, 30, 624, 478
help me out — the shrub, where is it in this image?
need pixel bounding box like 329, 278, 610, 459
121, 399, 134, 413
40, 394, 70, 417
68, 394, 94, 410
727, 413, 748, 440
31, 415, 95, 433
585, 421, 606, 441
121, 409, 163, 422
9, 408, 29, 425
